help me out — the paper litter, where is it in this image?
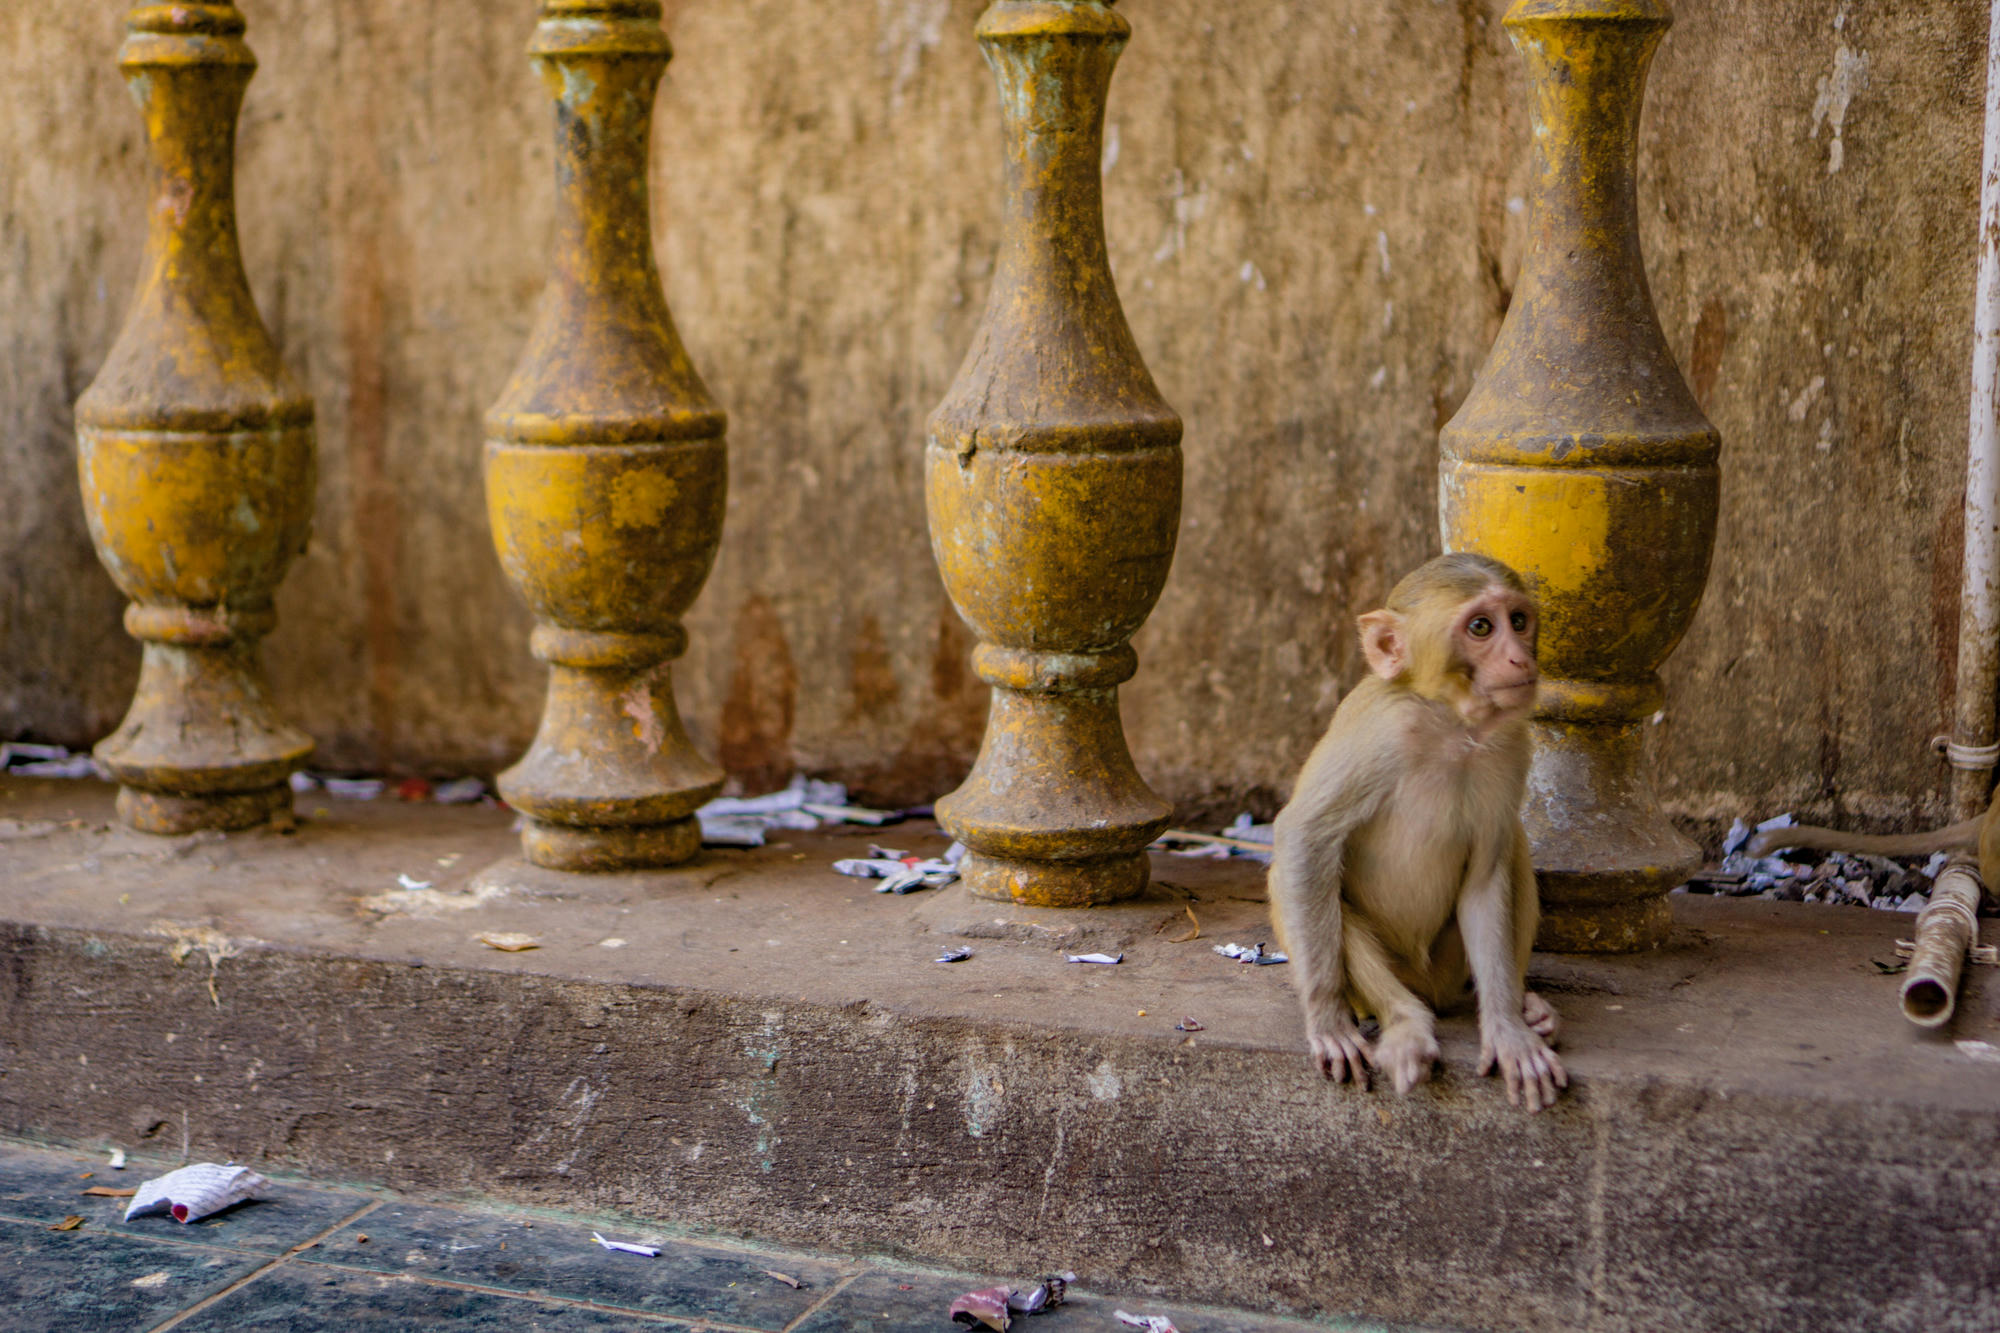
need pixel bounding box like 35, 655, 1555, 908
0, 743, 102, 779
124, 1163, 267, 1224
1066, 953, 1123, 965
696, 775, 902, 848
591, 1231, 659, 1257
832, 843, 965, 894
1115, 1313, 1180, 1333
1215, 942, 1288, 965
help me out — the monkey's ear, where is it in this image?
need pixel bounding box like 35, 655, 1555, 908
1358, 610, 1406, 681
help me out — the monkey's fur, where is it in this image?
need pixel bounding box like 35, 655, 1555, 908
1269, 553, 1567, 1111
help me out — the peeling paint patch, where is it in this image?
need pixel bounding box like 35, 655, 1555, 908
620, 677, 665, 753
879, 0, 950, 111
1152, 169, 1208, 263
1787, 376, 1826, 423
1810, 33, 1868, 175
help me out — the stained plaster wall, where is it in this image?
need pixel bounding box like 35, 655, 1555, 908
0, 0, 1985, 834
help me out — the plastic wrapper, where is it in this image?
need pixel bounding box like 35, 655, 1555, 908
951, 1287, 1013, 1332
433, 777, 486, 805
698, 814, 769, 847
124, 1163, 267, 1224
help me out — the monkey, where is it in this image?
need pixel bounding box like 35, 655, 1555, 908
1268, 552, 1567, 1112
1745, 792, 2000, 892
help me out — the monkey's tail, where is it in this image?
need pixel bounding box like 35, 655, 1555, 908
1745, 818, 1983, 860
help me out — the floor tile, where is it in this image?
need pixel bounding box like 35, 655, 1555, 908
0, 1216, 264, 1332
792, 1270, 1435, 1333
174, 1262, 681, 1331
304, 1201, 841, 1326
0, 1145, 369, 1255
789, 1269, 974, 1333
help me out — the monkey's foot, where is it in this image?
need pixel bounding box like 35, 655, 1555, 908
1478, 1024, 1568, 1113
1371, 1023, 1439, 1095
1308, 1021, 1373, 1087
1523, 991, 1561, 1044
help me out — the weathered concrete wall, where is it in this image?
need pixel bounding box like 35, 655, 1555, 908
1, 0, 1987, 830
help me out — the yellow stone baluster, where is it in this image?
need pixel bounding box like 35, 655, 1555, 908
485, 0, 727, 871
76, 2, 316, 835
928, 0, 1183, 907
1440, 0, 1720, 952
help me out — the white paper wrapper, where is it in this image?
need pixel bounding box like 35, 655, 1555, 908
124, 1163, 268, 1224
1115, 1312, 1179, 1333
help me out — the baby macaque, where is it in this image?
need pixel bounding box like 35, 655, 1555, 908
1269, 553, 1567, 1111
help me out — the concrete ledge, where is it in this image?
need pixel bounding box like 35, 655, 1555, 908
1, 778, 1996, 1332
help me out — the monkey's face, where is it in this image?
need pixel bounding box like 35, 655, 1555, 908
1453, 585, 1538, 723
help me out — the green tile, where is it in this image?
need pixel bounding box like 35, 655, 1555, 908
175, 1262, 681, 1330
308, 1202, 841, 1326
0, 1216, 264, 1332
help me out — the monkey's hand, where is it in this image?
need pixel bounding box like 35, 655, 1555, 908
1306, 1010, 1373, 1086
1478, 1023, 1568, 1113
1522, 991, 1561, 1044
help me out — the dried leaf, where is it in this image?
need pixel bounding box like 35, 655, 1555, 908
50, 1216, 84, 1231
476, 932, 541, 952
82, 1187, 137, 1198
1168, 905, 1200, 943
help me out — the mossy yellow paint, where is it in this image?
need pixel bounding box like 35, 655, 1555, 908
483, 0, 726, 872
925, 1, 1182, 908
73, 3, 315, 836
1438, 0, 1718, 952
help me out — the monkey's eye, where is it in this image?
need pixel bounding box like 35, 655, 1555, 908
1510, 611, 1528, 633
1467, 616, 1493, 639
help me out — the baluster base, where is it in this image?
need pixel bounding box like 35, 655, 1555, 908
114, 784, 292, 835
497, 655, 722, 872
519, 815, 702, 873
938, 675, 1170, 908
958, 849, 1150, 908
94, 639, 311, 835
1524, 715, 1697, 953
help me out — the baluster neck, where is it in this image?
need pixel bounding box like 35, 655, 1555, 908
120, 5, 259, 333
531, 3, 672, 321
1508, 4, 1667, 316
978, 2, 1127, 301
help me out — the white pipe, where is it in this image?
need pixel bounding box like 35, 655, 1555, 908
1948, 0, 2000, 820
1899, 858, 1983, 1027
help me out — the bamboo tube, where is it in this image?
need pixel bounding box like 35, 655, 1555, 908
1900, 859, 1986, 1027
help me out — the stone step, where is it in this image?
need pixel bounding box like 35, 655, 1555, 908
0, 777, 1995, 1332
